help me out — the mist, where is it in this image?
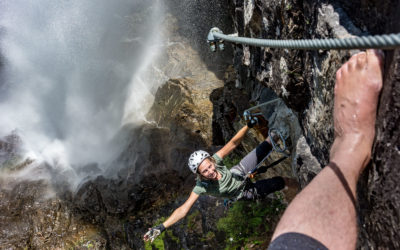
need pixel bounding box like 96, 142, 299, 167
0, 0, 166, 188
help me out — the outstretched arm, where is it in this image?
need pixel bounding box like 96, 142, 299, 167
163, 191, 199, 228
143, 191, 199, 241
216, 125, 250, 160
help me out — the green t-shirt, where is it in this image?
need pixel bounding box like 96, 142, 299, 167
192, 154, 245, 198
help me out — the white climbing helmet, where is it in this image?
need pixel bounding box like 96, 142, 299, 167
188, 150, 210, 174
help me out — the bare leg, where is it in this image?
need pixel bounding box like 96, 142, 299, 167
271, 50, 383, 250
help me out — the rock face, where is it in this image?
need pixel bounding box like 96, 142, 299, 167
71, 75, 226, 249
0, 1, 233, 249
209, 67, 303, 181
0, 75, 226, 249
147, 77, 216, 152
0, 179, 106, 249
359, 50, 400, 249
229, 0, 400, 247
1, 0, 399, 249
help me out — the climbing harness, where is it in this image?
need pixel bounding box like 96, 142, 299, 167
224, 125, 289, 208
207, 27, 400, 51
224, 178, 255, 209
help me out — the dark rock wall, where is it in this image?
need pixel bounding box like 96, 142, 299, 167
0, 1, 398, 249
358, 50, 400, 249
231, 0, 350, 166
166, 0, 235, 78
229, 0, 400, 248
0, 179, 107, 249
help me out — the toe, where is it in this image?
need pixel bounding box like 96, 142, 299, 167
366, 49, 384, 91
366, 49, 384, 69
335, 68, 343, 93
341, 61, 349, 75
356, 52, 367, 69
336, 68, 342, 81
348, 54, 358, 69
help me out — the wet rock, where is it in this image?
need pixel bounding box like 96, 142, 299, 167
231, 0, 400, 247
0, 179, 106, 249
0, 131, 26, 170
147, 77, 216, 148
293, 136, 322, 188
0, 2, 233, 249
357, 49, 400, 249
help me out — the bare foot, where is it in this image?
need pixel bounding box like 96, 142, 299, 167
330, 49, 384, 172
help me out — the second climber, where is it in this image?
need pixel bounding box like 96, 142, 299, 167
143, 119, 287, 242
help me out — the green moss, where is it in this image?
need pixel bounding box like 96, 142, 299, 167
252, 240, 263, 245
145, 237, 165, 250
222, 155, 241, 169
144, 242, 152, 250
217, 198, 286, 248
143, 229, 179, 250
201, 231, 216, 242
186, 210, 200, 230
166, 229, 180, 244
153, 238, 165, 249
144, 231, 166, 250
206, 231, 215, 239
144, 217, 168, 250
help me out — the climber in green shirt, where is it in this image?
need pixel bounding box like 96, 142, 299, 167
143, 120, 286, 242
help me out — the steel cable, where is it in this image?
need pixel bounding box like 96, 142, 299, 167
212, 31, 400, 50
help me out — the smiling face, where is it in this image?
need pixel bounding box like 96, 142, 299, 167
198, 158, 219, 180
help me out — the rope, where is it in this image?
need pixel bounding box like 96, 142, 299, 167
244, 98, 280, 115
208, 27, 400, 50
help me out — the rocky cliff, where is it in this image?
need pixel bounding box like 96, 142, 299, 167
229, 0, 400, 248
0, 2, 237, 249
0, 0, 399, 249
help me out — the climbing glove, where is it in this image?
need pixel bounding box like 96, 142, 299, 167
247, 116, 258, 128
144, 224, 165, 242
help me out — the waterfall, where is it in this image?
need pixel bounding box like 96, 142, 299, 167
0, 0, 166, 188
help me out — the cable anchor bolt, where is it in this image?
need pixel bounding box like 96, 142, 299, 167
207, 27, 224, 52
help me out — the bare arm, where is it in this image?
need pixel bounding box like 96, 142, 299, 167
216, 125, 250, 160
143, 192, 199, 242
163, 191, 199, 228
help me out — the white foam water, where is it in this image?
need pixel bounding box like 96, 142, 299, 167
0, 0, 166, 188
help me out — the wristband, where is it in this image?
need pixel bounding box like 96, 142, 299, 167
155, 223, 165, 232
